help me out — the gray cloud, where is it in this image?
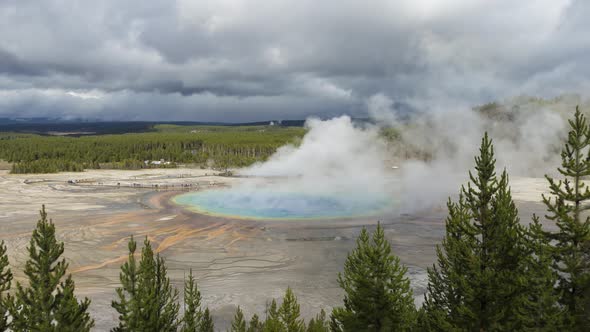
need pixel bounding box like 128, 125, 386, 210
0, 0, 588, 121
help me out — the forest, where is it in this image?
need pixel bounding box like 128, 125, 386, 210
0, 125, 305, 173
0, 107, 588, 331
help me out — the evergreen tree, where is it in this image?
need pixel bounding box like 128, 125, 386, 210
518, 216, 565, 330
112, 236, 139, 332
181, 269, 203, 332
54, 276, 94, 332
420, 134, 540, 331
542, 107, 590, 329
199, 307, 215, 332
230, 306, 247, 332
278, 288, 305, 332
263, 299, 283, 332
486, 171, 532, 330
9, 205, 94, 331
136, 238, 179, 332
112, 237, 180, 332
331, 223, 416, 331
0, 240, 13, 332
306, 309, 329, 332
248, 313, 263, 332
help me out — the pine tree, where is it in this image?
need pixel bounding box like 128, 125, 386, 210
248, 313, 263, 332
331, 223, 416, 331
181, 269, 203, 332
136, 238, 179, 332
9, 205, 94, 331
306, 309, 329, 332
230, 306, 247, 332
112, 237, 180, 332
54, 276, 94, 331
0, 240, 13, 332
542, 107, 590, 329
199, 307, 214, 332
486, 171, 531, 330
279, 288, 305, 332
518, 216, 565, 330
112, 236, 139, 332
263, 299, 283, 332
420, 133, 543, 331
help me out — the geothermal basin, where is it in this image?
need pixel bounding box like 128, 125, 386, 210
173, 187, 391, 220
0, 169, 551, 330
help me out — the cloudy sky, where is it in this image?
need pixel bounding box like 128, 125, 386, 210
0, 0, 588, 121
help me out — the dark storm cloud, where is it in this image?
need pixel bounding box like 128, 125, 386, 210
0, 0, 588, 121
0, 48, 37, 76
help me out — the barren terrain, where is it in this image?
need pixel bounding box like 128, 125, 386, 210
0, 169, 550, 331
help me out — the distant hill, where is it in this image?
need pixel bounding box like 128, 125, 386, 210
0, 116, 382, 136
473, 94, 590, 121
0, 119, 309, 136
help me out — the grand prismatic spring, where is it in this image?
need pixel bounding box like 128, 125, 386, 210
173, 187, 391, 220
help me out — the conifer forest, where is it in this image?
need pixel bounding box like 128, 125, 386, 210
0, 125, 305, 174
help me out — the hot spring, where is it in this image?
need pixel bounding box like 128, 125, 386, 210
173, 187, 391, 220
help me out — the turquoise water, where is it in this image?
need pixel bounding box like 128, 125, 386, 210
173, 188, 390, 220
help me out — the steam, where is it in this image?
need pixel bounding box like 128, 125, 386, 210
241, 116, 389, 194
367, 94, 569, 211
235, 115, 396, 216
367, 93, 398, 125
235, 94, 578, 214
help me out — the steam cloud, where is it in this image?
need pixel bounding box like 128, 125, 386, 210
237, 94, 581, 214
373, 95, 570, 211
241, 116, 389, 193
237, 116, 395, 216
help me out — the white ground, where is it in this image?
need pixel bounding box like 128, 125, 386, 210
0, 169, 551, 331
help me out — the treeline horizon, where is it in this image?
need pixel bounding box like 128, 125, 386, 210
0, 107, 589, 331
0, 125, 305, 174
0, 120, 308, 135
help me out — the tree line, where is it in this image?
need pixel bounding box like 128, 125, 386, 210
0, 107, 589, 331
0, 126, 305, 174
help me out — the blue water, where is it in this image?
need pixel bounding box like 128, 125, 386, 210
173, 188, 390, 220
